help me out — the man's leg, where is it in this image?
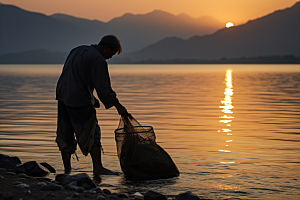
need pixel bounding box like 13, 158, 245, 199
90, 124, 118, 175
90, 145, 104, 174
56, 101, 77, 174
61, 152, 71, 174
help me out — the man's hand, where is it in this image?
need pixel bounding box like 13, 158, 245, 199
113, 101, 128, 116
94, 97, 100, 108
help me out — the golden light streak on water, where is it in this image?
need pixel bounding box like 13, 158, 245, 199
218, 69, 234, 158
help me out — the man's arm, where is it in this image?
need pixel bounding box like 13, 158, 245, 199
112, 100, 128, 116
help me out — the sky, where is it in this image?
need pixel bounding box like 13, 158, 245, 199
1, 0, 299, 25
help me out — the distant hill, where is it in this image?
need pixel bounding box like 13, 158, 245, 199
122, 2, 300, 61
0, 4, 223, 55
0, 49, 67, 64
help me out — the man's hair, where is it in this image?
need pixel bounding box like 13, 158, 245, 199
98, 35, 122, 55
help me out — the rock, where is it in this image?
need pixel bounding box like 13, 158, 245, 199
5, 172, 16, 175
117, 193, 129, 198
40, 162, 56, 173
36, 182, 47, 187
18, 173, 29, 178
87, 188, 101, 194
36, 177, 52, 182
14, 183, 29, 189
103, 189, 111, 194
41, 183, 63, 191
133, 192, 143, 197
88, 190, 97, 194
96, 194, 105, 200
144, 191, 167, 200
56, 174, 69, 183
51, 180, 60, 184
14, 161, 50, 177
175, 191, 200, 200
13, 181, 22, 185
65, 181, 85, 193
0, 154, 21, 170
56, 173, 96, 190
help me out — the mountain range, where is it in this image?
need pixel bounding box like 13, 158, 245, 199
0, 3, 223, 55
120, 1, 300, 62
0, 2, 299, 64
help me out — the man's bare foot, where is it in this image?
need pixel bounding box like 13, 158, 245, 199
92, 173, 102, 185
93, 168, 120, 175
64, 167, 71, 174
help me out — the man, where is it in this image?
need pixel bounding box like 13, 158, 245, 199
55, 35, 127, 175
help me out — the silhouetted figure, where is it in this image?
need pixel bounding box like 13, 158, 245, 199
55, 35, 127, 175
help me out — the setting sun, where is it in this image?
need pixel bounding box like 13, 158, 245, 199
226, 22, 234, 28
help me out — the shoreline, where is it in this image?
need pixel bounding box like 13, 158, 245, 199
0, 167, 183, 200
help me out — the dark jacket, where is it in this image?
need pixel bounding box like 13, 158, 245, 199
56, 45, 118, 108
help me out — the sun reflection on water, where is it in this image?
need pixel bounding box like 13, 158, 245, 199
218, 69, 234, 158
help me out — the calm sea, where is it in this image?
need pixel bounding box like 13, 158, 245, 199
0, 64, 300, 199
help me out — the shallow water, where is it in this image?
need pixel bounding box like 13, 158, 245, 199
0, 64, 300, 199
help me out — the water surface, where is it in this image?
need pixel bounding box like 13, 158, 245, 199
0, 64, 299, 199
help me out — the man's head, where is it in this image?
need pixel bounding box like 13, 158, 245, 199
98, 35, 122, 59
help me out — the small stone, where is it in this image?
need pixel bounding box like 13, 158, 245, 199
5, 172, 15, 175
117, 193, 129, 198
36, 182, 47, 187
55, 173, 69, 183
40, 162, 56, 173
57, 173, 96, 189
133, 192, 143, 197
41, 183, 63, 191
51, 180, 60, 184
17, 178, 27, 181
18, 173, 29, 178
87, 189, 97, 194
144, 190, 167, 200
36, 177, 52, 182
14, 161, 50, 177
88, 187, 101, 193
175, 191, 200, 200
88, 190, 96, 194
96, 195, 105, 200
0, 154, 22, 170
45, 193, 56, 198
13, 181, 22, 185
103, 189, 111, 194
14, 183, 29, 189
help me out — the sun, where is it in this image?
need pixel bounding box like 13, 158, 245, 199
226, 22, 234, 28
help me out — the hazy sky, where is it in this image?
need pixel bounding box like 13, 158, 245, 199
1, 0, 299, 24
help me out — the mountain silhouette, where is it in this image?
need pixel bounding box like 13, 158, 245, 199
123, 2, 300, 61
0, 4, 223, 55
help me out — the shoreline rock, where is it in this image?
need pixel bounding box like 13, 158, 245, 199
0, 153, 204, 200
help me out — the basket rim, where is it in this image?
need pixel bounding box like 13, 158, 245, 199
115, 126, 153, 134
